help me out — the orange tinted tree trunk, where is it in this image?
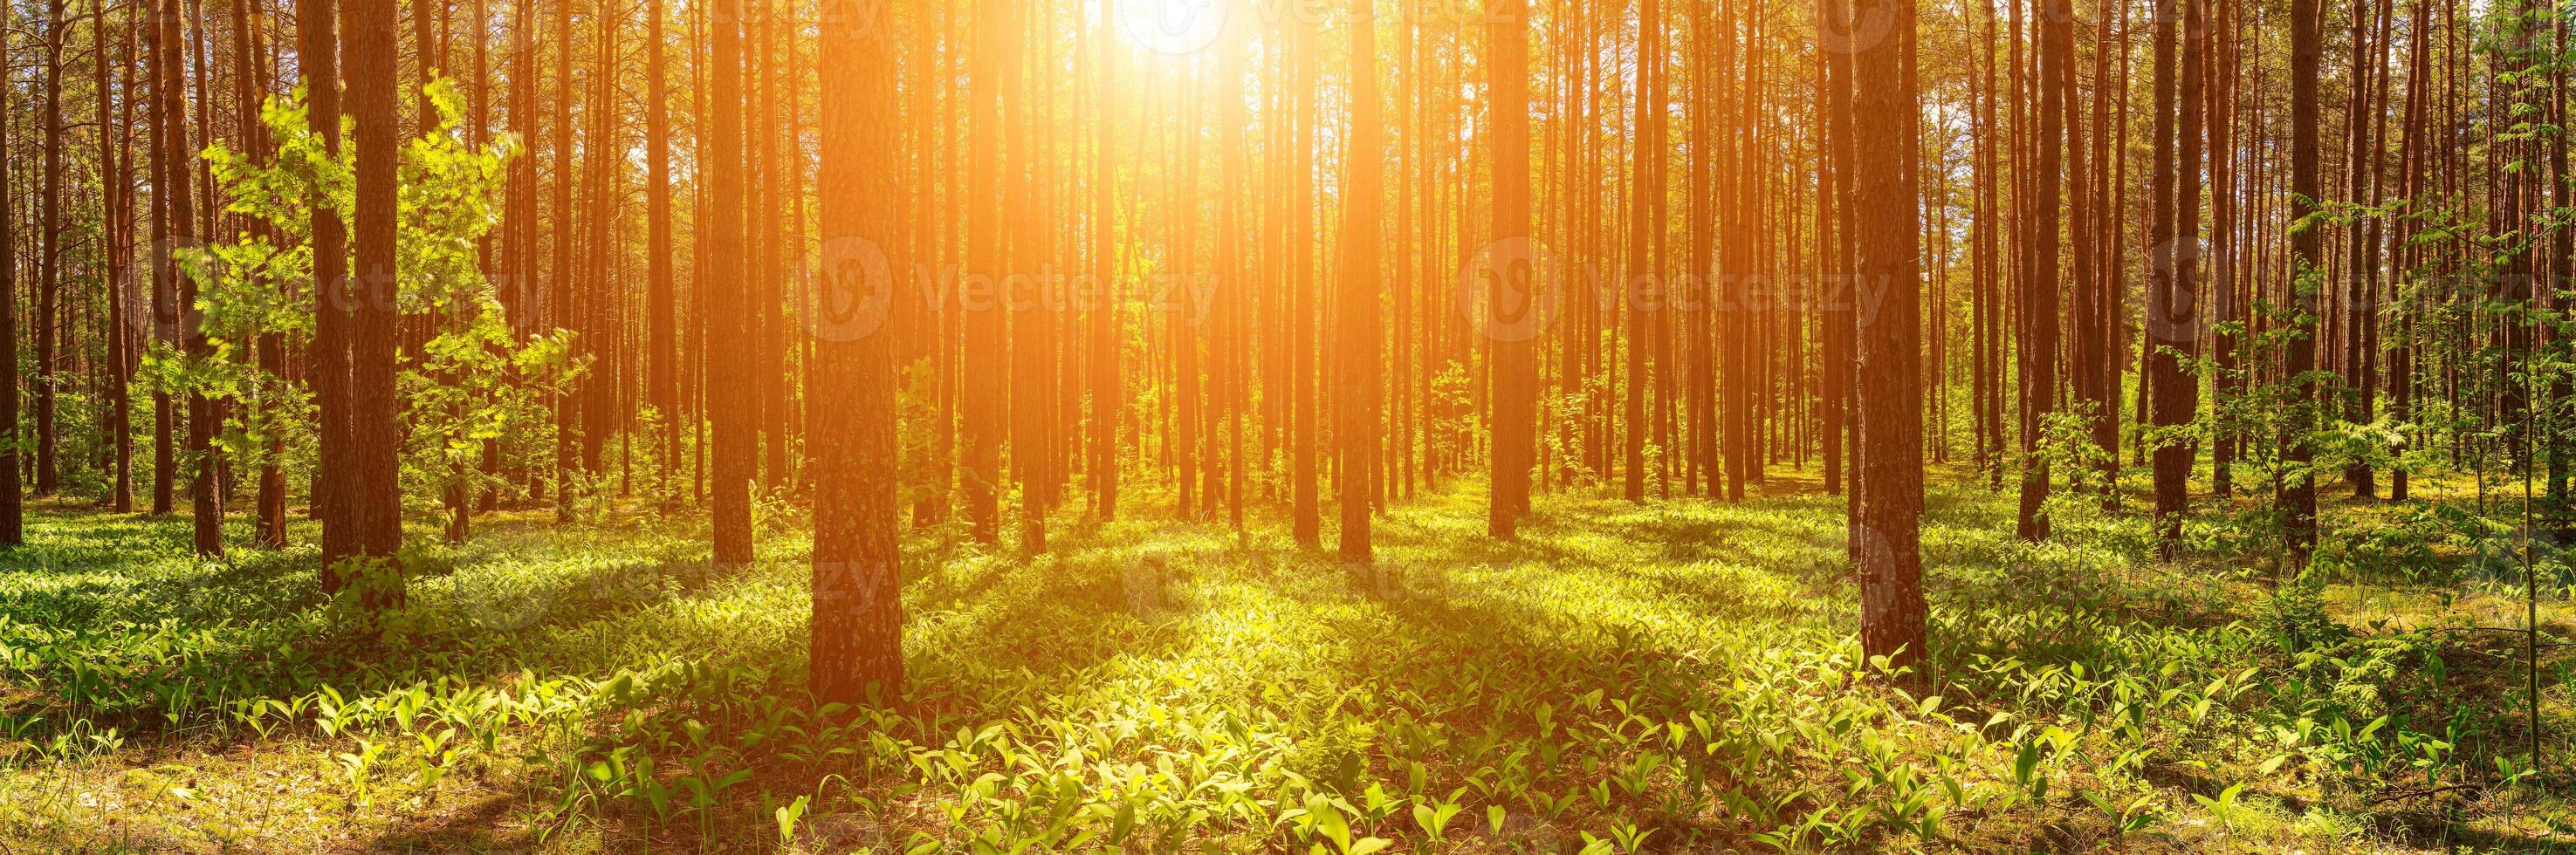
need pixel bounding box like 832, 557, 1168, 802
1486, 0, 1536, 538
807, 0, 903, 708
707, 0, 755, 565
1337, 0, 1384, 563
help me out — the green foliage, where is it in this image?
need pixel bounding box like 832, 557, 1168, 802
2257, 565, 2343, 654
0, 479, 2555, 851
155, 79, 580, 518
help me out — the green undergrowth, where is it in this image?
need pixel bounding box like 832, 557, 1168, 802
0, 469, 2565, 853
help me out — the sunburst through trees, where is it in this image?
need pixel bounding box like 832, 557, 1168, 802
0, 0, 2566, 847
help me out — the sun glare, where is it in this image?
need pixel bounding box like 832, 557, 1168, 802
1116, 0, 1233, 56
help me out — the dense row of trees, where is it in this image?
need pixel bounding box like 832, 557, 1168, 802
0, 0, 2559, 702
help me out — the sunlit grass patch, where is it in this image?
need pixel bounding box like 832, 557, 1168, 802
0, 475, 2562, 852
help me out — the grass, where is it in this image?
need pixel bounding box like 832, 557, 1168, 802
0, 465, 2566, 853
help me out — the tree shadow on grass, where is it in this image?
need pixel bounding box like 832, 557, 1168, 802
1255, 523, 1841, 850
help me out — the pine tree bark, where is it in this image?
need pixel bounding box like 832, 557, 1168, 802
1290, 20, 1322, 546
647, 0, 677, 497
2017, 0, 2066, 542
958, 0, 1007, 544
2340, 0, 2389, 500
2284, 0, 2323, 557
2060, 0, 2100, 504
101, 1, 134, 514
155, 0, 220, 555
1623, 0, 1660, 504
1818, 0, 1851, 497
1849, 0, 1929, 690
2211, 0, 2243, 498
35, 0, 65, 499
1005, 0, 1046, 551
307, 0, 353, 582
807, 0, 902, 708
1337, 0, 1384, 564
549, 0, 578, 519
1089, 0, 1117, 521
754, 0, 789, 491
343, 0, 402, 594
2153, 0, 2208, 557
2387, 0, 2430, 503
1487, 0, 1537, 538
144, 0, 175, 518
0, 1, 23, 546
233, 0, 287, 549
706, 0, 754, 565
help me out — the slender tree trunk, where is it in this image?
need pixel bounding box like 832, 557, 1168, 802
1851, 0, 1929, 690
2341, 0, 2389, 499
234, 0, 287, 549
2153, 0, 2208, 557
958, 0, 1007, 544
144, 0, 175, 519
1287, 21, 1322, 545
1089, 0, 1116, 521
647, 0, 677, 501
35, 0, 65, 500
2060, 0, 2100, 503
2018, 0, 2066, 542
343, 0, 402, 597
807, 0, 903, 708
307, 0, 351, 582
150, 0, 220, 555
549, 0, 578, 520
1338, 0, 1384, 563
0, 2, 23, 546
2388, 0, 2431, 503
2211, 0, 2243, 498
755, 0, 788, 491
1623, 0, 1660, 504
1819, 0, 1850, 497
1487, 0, 1537, 538
2284, 0, 2323, 558
707, 0, 754, 564
1006, 0, 1048, 551
102, 3, 133, 514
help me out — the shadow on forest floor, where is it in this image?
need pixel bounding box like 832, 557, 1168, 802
0, 470, 2566, 853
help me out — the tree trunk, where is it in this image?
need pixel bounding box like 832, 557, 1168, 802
2284, 0, 2323, 559
103, 3, 134, 514
707, 0, 754, 564
549, 0, 578, 520
306, 0, 351, 581
36, 0, 65, 500
2153, 0, 2208, 557
1487, 0, 1536, 538
958, 0, 1007, 544
343, 0, 402, 598
1623, 0, 1660, 505
0, 0, 23, 546
1338, 0, 1384, 564
1089, 0, 1117, 521
807, 0, 903, 708
1850, 0, 1929, 691
2017, 0, 2065, 542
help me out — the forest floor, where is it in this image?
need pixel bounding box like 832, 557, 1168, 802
0, 465, 2566, 853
